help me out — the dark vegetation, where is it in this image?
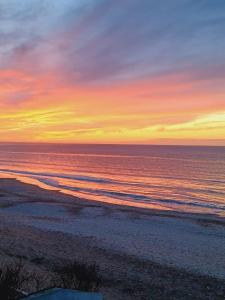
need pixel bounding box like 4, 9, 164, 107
54, 261, 101, 291
0, 260, 101, 300
0, 263, 24, 300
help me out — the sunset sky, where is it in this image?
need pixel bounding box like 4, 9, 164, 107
0, 0, 225, 145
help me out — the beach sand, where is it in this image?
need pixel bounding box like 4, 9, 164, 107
1, 178, 225, 299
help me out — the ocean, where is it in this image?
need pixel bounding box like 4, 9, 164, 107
0, 143, 225, 216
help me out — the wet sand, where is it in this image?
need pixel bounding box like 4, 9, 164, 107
1, 178, 225, 299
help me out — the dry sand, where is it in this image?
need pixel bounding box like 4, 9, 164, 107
1, 178, 225, 299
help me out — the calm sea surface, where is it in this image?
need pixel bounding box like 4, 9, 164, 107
0, 143, 225, 216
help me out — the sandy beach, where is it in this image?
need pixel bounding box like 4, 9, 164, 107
1, 178, 225, 299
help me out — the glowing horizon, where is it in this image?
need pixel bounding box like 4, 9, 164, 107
0, 1, 225, 146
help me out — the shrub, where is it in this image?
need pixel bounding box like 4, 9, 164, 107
0, 259, 102, 299
55, 261, 101, 292
0, 263, 24, 300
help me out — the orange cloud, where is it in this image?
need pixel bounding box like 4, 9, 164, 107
0, 67, 225, 145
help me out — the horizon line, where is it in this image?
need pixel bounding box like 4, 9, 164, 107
0, 141, 224, 148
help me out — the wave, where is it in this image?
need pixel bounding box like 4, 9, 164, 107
0, 150, 224, 164
1, 168, 225, 213
1, 168, 225, 193
34, 176, 225, 212
87, 189, 225, 211
0, 169, 114, 185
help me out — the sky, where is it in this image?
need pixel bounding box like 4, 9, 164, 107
0, 0, 225, 145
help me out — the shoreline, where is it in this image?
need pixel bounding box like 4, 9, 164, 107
1, 174, 225, 221
1, 178, 225, 299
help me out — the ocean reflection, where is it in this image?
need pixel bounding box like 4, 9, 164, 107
0, 144, 225, 215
